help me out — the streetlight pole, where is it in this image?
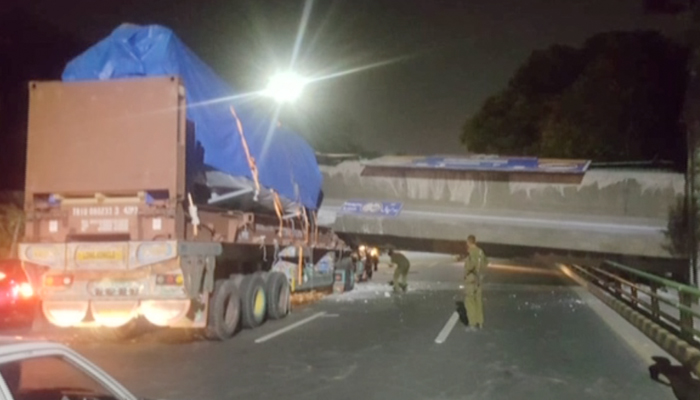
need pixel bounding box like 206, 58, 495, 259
262, 70, 310, 286
685, 2, 700, 286
259, 70, 308, 162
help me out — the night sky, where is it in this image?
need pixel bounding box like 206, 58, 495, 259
6, 0, 683, 154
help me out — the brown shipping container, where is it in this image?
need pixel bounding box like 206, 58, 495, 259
25, 76, 186, 203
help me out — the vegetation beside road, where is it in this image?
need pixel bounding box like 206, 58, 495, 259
462, 30, 688, 167
0, 192, 23, 257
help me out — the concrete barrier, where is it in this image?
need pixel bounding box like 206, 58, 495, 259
320, 161, 684, 259
321, 161, 683, 219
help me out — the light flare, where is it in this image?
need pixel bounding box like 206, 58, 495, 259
488, 263, 561, 276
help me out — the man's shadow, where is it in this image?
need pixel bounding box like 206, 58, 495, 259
455, 301, 469, 326
649, 356, 700, 400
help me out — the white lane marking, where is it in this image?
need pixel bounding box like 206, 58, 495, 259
434, 311, 460, 344
255, 312, 327, 344
323, 313, 340, 318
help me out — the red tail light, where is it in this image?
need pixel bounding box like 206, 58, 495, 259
12, 282, 34, 298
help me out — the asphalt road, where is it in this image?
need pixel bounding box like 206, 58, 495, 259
1, 253, 686, 400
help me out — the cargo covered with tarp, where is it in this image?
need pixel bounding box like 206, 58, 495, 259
61, 24, 322, 214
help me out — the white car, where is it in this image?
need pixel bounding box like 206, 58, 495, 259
0, 337, 143, 400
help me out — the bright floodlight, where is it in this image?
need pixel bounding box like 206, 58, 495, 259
264, 72, 307, 103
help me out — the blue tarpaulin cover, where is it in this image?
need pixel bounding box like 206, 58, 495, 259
62, 24, 322, 210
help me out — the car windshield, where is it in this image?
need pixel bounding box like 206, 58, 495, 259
0, 355, 120, 400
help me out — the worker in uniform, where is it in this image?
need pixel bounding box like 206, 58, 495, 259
356, 245, 368, 281
336, 250, 360, 283
464, 235, 487, 330
363, 247, 380, 280
388, 247, 410, 293
370, 247, 379, 272
363, 249, 374, 280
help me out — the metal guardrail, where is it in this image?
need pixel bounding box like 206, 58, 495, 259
567, 260, 700, 344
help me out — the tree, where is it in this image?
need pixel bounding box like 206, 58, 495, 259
462, 31, 689, 166
509, 45, 584, 97
665, 196, 699, 257
0, 202, 23, 258
462, 45, 583, 156
644, 0, 700, 282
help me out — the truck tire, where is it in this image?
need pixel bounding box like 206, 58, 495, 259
266, 272, 290, 320
204, 279, 241, 341
240, 274, 267, 329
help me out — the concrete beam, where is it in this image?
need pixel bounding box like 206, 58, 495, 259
320, 161, 684, 261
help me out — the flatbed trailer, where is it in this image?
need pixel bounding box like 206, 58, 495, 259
18, 76, 352, 340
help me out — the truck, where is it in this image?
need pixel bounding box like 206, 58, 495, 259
18, 76, 353, 340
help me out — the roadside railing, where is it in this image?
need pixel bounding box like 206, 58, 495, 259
565, 261, 700, 345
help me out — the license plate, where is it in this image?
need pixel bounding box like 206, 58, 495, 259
89, 280, 142, 297
76, 250, 124, 262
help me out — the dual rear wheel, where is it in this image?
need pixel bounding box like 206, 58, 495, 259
204, 272, 290, 341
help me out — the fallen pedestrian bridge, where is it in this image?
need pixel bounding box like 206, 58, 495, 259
317, 156, 687, 280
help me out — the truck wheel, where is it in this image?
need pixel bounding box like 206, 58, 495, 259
204, 279, 240, 340
266, 272, 290, 320
240, 274, 267, 329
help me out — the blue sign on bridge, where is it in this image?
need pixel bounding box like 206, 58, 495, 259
340, 200, 403, 217
409, 156, 590, 174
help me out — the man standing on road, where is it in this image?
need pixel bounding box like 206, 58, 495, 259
336, 250, 360, 282
464, 235, 487, 330
388, 247, 410, 293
